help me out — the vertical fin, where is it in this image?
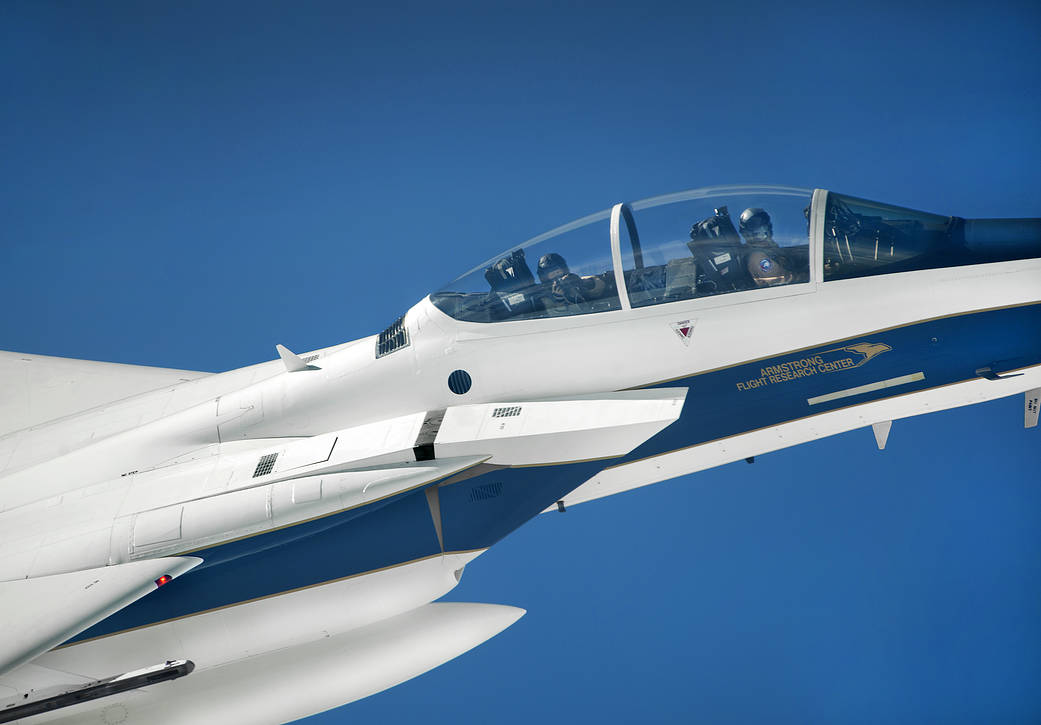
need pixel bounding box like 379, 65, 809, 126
872, 421, 892, 450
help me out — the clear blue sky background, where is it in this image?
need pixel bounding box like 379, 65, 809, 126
3, 1, 1040, 723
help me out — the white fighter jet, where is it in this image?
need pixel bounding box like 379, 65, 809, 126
1, 185, 1038, 723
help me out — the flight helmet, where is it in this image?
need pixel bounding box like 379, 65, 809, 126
739, 207, 773, 244
537, 253, 570, 283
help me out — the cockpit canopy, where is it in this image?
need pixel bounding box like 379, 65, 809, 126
430, 186, 1041, 323
431, 186, 813, 323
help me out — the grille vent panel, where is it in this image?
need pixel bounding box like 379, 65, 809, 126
469, 482, 503, 502
253, 453, 278, 478
376, 315, 410, 358
491, 406, 522, 418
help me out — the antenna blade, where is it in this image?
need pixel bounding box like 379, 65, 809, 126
276, 344, 310, 372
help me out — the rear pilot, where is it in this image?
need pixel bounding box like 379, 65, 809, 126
739, 207, 794, 287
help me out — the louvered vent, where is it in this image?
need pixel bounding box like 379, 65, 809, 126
301, 354, 319, 364
491, 406, 521, 418
469, 482, 504, 502
376, 314, 410, 358
447, 369, 472, 395
253, 453, 278, 478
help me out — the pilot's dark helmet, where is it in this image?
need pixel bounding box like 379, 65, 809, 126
537, 253, 570, 283
739, 207, 773, 244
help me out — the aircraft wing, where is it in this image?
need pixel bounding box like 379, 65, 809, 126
0, 350, 209, 437
0, 557, 200, 677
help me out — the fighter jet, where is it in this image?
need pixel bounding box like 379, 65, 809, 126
1, 185, 1039, 723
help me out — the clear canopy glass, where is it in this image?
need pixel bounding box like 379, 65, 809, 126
823, 192, 1041, 280
430, 209, 620, 323
620, 187, 812, 307
428, 185, 1041, 322
430, 185, 814, 323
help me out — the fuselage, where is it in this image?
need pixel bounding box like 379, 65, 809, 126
2, 185, 1039, 723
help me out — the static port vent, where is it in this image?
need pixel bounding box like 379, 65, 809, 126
491, 406, 521, 418
253, 453, 278, 478
447, 369, 472, 395
469, 482, 503, 502
376, 315, 410, 358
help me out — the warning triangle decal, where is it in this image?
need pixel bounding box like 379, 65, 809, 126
670, 319, 696, 346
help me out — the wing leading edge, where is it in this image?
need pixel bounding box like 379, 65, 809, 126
0, 557, 201, 677
0, 350, 209, 438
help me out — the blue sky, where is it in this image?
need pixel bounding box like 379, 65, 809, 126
2, 1, 1040, 723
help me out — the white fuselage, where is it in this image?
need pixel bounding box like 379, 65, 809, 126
1, 245, 1038, 724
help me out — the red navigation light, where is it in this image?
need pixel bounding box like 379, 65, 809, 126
155, 574, 173, 587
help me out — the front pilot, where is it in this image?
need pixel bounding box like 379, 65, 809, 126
537, 253, 607, 306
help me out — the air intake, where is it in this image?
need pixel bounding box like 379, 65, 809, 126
376, 314, 410, 358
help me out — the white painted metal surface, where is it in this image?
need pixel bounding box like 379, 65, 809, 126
1, 552, 492, 724
16, 603, 523, 725
434, 390, 686, 465
0, 454, 487, 580
0, 352, 208, 439
872, 420, 893, 450
609, 203, 632, 311
0, 557, 200, 677
1026, 388, 1040, 428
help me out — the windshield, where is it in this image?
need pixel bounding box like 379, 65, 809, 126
823, 192, 1041, 280
430, 209, 620, 323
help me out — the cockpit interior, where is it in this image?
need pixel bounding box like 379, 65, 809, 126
430, 186, 1041, 323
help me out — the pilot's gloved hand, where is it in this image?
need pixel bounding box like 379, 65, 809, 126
552, 273, 586, 303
